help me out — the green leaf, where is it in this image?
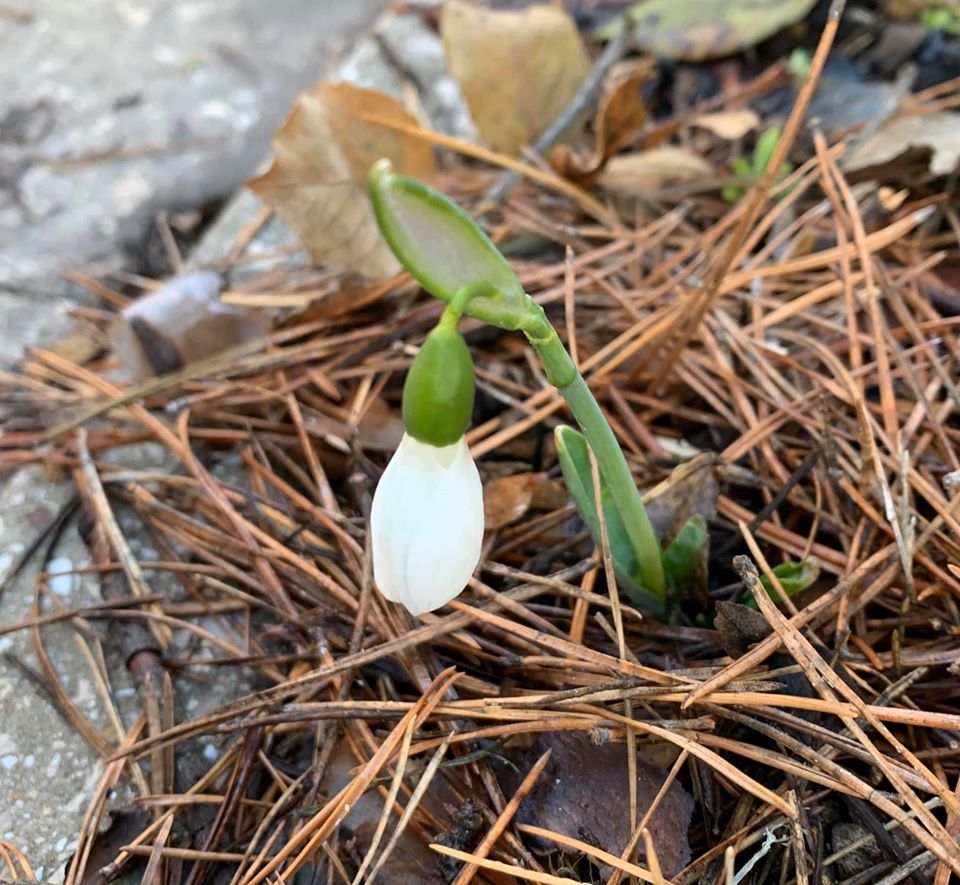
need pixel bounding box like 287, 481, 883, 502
753, 126, 782, 178
742, 558, 820, 608
368, 160, 529, 329
722, 184, 745, 203
554, 425, 665, 614
662, 515, 707, 590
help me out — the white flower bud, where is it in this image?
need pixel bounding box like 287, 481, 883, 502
371, 433, 483, 615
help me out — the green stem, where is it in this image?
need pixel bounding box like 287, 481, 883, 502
522, 303, 665, 597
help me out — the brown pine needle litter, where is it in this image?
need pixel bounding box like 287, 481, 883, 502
5, 32, 960, 885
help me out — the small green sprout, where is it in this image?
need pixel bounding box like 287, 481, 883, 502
921, 6, 960, 34
723, 126, 794, 203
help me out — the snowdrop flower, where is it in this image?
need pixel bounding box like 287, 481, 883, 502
371, 314, 483, 615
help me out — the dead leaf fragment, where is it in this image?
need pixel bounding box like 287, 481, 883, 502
357, 398, 404, 452
483, 472, 564, 530
693, 108, 760, 140
503, 731, 694, 877
842, 112, 960, 178
599, 0, 818, 62
551, 58, 654, 184
110, 272, 270, 380
598, 146, 713, 195
441, 0, 590, 156
248, 83, 436, 278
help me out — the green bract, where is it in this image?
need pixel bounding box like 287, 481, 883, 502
402, 322, 475, 447
554, 424, 667, 615
369, 160, 529, 330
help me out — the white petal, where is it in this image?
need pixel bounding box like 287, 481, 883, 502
371, 433, 422, 602
401, 437, 483, 614
370, 435, 483, 615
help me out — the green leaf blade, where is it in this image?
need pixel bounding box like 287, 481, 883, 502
554, 425, 665, 614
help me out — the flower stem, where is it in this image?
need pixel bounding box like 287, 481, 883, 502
523, 303, 666, 597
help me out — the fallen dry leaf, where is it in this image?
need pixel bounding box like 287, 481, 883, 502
502, 731, 694, 877
842, 112, 960, 178
598, 0, 817, 61
441, 0, 589, 156
483, 471, 565, 530
248, 83, 436, 278
598, 146, 713, 195
693, 108, 760, 140
110, 272, 270, 379
357, 398, 405, 452
551, 58, 655, 184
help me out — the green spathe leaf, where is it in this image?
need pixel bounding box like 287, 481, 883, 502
369, 160, 528, 329
742, 558, 820, 608
662, 514, 707, 590
554, 425, 665, 614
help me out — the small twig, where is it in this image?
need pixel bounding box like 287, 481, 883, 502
75, 427, 171, 648
480, 20, 631, 207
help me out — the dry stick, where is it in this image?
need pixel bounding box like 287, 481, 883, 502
652, 0, 846, 383
109, 569, 590, 762
517, 823, 659, 883
76, 428, 171, 648
451, 749, 552, 885
738, 527, 958, 816
350, 717, 416, 885
641, 829, 667, 885
432, 845, 580, 885
140, 814, 174, 885
65, 716, 145, 885
737, 544, 960, 875
481, 21, 630, 207
589, 449, 638, 834
608, 749, 691, 885
681, 544, 898, 709
243, 669, 460, 885
364, 735, 454, 885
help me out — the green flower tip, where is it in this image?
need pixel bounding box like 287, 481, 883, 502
402, 323, 475, 447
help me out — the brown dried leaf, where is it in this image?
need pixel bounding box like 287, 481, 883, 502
551, 58, 655, 184
507, 731, 693, 877
483, 472, 563, 530
842, 112, 960, 179
110, 272, 270, 380
597, 146, 713, 195
248, 83, 436, 278
693, 108, 760, 140
357, 398, 405, 452
441, 0, 590, 156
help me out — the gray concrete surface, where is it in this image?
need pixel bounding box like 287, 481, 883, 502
0, 0, 388, 360
0, 469, 113, 884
